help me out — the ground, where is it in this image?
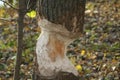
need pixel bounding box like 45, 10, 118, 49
0, 0, 120, 80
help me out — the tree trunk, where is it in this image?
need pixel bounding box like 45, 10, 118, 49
14, 0, 26, 80
35, 0, 86, 79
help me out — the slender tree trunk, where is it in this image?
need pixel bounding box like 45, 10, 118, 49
13, 0, 26, 80
35, 0, 86, 79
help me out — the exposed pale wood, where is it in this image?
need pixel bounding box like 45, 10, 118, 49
36, 19, 79, 77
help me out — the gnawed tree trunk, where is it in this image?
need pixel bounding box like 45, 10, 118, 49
35, 0, 86, 79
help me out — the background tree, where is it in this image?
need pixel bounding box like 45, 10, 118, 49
13, 0, 26, 80
13, 0, 37, 80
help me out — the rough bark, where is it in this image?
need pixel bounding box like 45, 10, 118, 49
38, 0, 86, 33
35, 0, 86, 79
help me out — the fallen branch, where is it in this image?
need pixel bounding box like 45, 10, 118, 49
0, 18, 17, 22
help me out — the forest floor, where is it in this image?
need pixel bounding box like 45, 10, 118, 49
0, 1, 120, 80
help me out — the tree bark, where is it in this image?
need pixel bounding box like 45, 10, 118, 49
35, 0, 86, 79
38, 0, 85, 34
13, 0, 26, 80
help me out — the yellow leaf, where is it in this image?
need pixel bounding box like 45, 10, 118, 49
81, 50, 85, 56
87, 52, 91, 58
104, 52, 107, 57
27, 10, 36, 18
112, 59, 117, 63
75, 65, 82, 71
0, 8, 5, 17
24, 26, 31, 32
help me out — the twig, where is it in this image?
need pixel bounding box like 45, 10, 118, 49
0, 18, 17, 22
0, 0, 18, 10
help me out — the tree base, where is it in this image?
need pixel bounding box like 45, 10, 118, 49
33, 72, 80, 80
